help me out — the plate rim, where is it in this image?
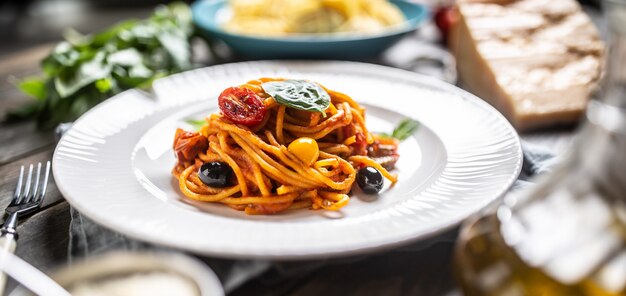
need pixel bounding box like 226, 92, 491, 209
53, 60, 522, 260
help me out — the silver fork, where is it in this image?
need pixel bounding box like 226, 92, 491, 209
0, 161, 51, 294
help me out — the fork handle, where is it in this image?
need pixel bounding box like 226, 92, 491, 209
0, 234, 17, 296
0, 214, 18, 296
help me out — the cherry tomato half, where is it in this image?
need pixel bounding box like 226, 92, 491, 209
218, 86, 266, 126
173, 128, 208, 162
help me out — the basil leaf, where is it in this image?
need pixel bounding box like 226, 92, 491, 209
261, 80, 330, 115
391, 119, 420, 141
158, 29, 191, 70
54, 52, 111, 98
91, 20, 138, 47
107, 48, 144, 66
94, 78, 113, 93
375, 132, 392, 139
8, 2, 198, 129
185, 119, 205, 131
17, 78, 47, 101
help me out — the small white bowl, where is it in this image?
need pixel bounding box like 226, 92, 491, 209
11, 252, 224, 296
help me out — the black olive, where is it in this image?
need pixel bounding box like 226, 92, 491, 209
356, 166, 384, 194
198, 162, 233, 188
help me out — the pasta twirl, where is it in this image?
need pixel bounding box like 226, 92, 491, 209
224, 0, 406, 36
173, 78, 399, 215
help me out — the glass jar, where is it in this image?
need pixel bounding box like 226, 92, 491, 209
453, 0, 626, 295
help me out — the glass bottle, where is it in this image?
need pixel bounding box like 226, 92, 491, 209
453, 0, 626, 295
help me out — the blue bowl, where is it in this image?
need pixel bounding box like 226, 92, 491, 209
192, 0, 429, 59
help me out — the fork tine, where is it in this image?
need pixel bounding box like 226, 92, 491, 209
20, 164, 34, 204
11, 166, 25, 205
27, 163, 42, 203
36, 161, 51, 203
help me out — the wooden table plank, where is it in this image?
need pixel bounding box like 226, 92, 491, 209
0, 44, 52, 118
0, 123, 56, 166
0, 88, 33, 121
0, 44, 51, 82
0, 43, 57, 163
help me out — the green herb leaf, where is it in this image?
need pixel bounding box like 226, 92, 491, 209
17, 78, 47, 101
94, 78, 113, 93
8, 2, 197, 129
376, 132, 392, 139
53, 52, 111, 98
185, 119, 206, 131
91, 20, 138, 47
261, 80, 330, 115
157, 28, 191, 70
107, 48, 144, 66
391, 119, 420, 141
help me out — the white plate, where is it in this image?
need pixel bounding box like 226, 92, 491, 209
53, 61, 522, 259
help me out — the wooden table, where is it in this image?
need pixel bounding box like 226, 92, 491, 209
0, 44, 575, 296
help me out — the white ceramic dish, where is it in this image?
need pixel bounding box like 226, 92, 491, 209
53, 61, 522, 259
10, 252, 224, 296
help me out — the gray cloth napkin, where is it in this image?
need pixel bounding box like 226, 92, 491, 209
67, 140, 557, 293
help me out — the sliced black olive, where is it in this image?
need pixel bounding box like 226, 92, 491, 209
198, 162, 233, 188
356, 166, 383, 194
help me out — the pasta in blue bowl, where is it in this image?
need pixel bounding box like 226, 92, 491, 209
192, 0, 429, 59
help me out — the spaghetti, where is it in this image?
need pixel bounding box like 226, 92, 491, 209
173, 78, 399, 215
224, 0, 406, 36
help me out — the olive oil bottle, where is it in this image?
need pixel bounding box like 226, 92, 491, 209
454, 1, 626, 295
